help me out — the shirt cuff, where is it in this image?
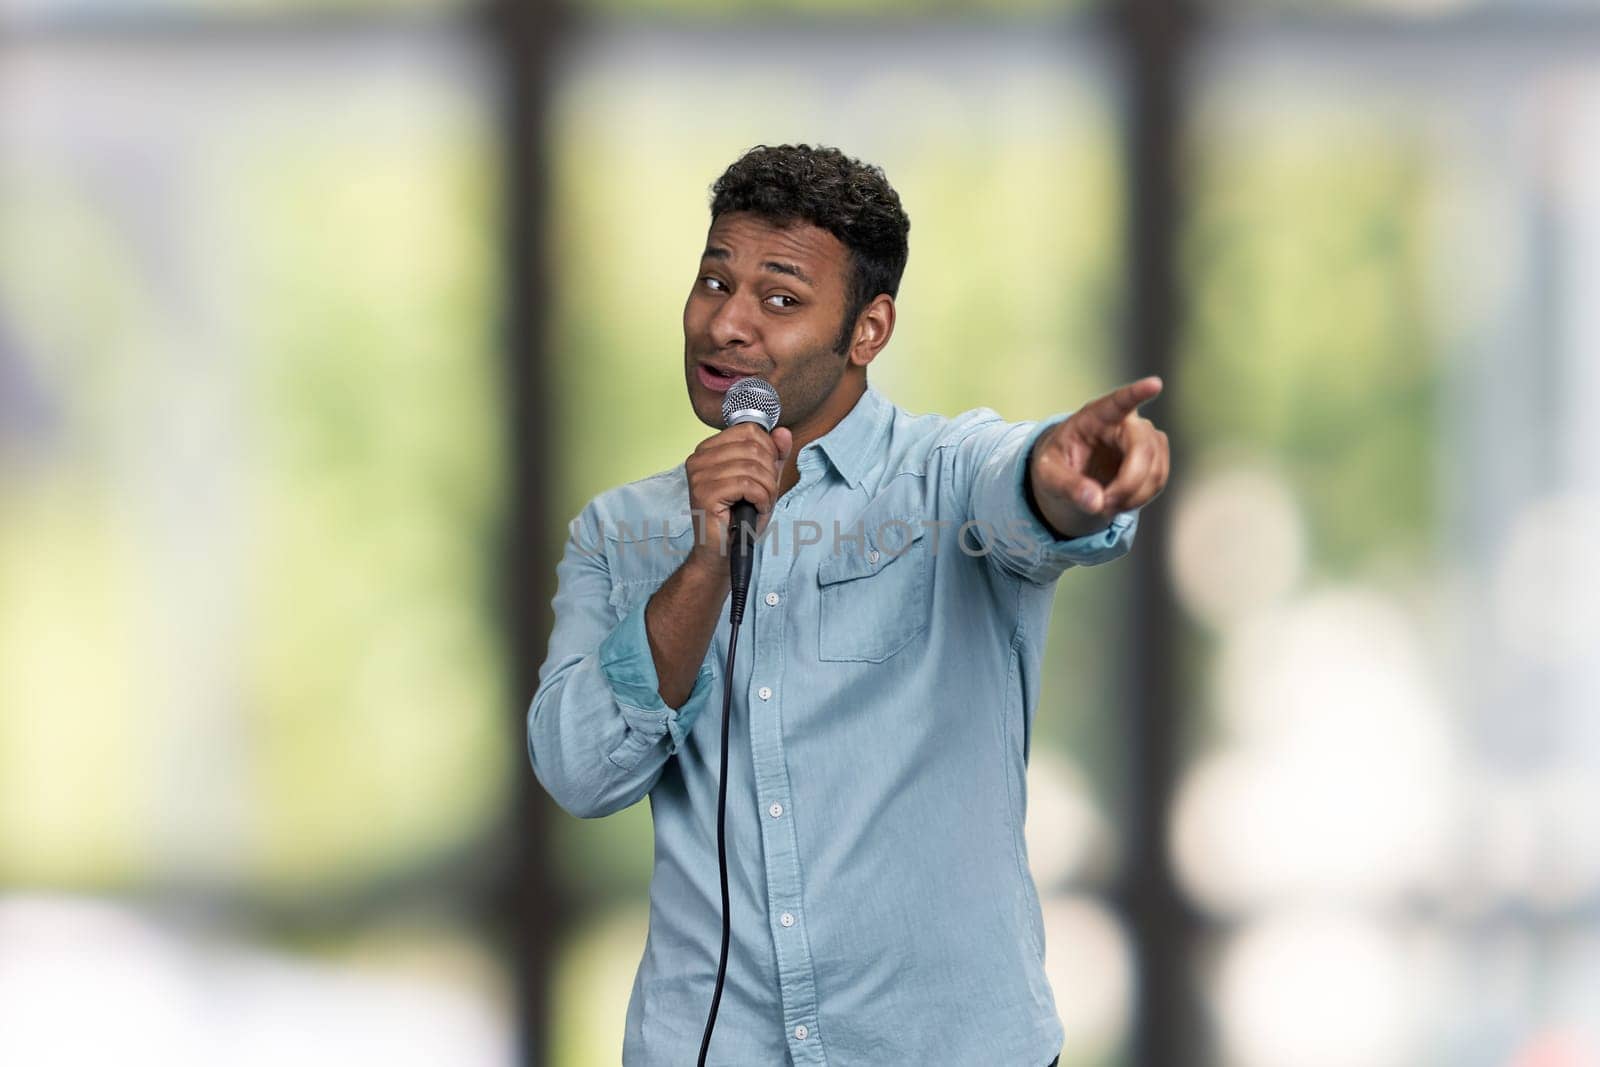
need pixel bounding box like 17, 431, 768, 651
991, 414, 1140, 573
597, 598, 716, 757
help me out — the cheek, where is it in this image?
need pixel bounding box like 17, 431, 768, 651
778, 339, 846, 398
777, 312, 832, 350
683, 288, 717, 323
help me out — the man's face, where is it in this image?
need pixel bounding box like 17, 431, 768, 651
683, 211, 856, 430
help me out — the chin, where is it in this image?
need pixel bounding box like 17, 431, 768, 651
687, 384, 721, 427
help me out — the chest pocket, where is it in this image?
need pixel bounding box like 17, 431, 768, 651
816, 511, 930, 663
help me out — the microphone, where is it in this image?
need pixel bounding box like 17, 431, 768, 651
720, 377, 781, 628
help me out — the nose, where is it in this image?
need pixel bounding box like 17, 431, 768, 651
708, 290, 757, 350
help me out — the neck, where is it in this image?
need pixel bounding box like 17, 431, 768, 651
779, 371, 866, 496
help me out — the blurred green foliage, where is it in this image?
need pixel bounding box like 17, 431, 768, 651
0, 173, 150, 886
1183, 117, 1439, 578
0, 86, 507, 896
1176, 105, 1442, 768
234, 127, 508, 893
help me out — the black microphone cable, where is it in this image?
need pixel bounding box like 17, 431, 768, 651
696, 557, 750, 1067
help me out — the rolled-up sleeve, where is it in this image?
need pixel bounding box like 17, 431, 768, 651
527, 507, 716, 819
956, 412, 1139, 585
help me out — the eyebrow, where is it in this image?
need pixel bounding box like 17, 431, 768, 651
702, 246, 816, 288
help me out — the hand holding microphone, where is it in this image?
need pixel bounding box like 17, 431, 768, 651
683, 378, 790, 614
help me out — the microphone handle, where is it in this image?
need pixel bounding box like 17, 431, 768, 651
728, 499, 758, 625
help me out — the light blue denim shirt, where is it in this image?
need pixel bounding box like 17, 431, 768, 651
529, 385, 1137, 1066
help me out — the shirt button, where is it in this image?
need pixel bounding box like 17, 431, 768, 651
758, 686, 772, 701
867, 549, 881, 564
768, 802, 784, 818
780, 912, 795, 927
794, 1025, 808, 1041
764, 591, 780, 607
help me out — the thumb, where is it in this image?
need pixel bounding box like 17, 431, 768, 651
1035, 446, 1104, 513
771, 426, 794, 464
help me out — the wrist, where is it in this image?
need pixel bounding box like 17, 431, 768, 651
1043, 508, 1111, 539
682, 548, 732, 590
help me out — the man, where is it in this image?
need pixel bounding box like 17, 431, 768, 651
529, 144, 1170, 1066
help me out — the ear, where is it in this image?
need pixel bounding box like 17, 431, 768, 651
845, 294, 896, 369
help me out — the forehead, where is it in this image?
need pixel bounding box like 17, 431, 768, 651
702, 212, 849, 284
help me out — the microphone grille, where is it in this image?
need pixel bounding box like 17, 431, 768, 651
721, 376, 781, 431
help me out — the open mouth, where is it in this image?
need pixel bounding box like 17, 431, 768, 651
696, 361, 756, 393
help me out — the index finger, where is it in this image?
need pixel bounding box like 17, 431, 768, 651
1081, 375, 1163, 424
708, 422, 778, 449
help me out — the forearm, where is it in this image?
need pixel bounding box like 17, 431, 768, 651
958, 414, 1139, 584
645, 555, 730, 708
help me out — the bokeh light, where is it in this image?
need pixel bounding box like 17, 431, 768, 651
1493, 493, 1600, 667
0, 896, 511, 1067
1041, 894, 1134, 1063
1215, 910, 1414, 1067
1026, 749, 1112, 892
1169, 461, 1307, 629
1176, 588, 1456, 911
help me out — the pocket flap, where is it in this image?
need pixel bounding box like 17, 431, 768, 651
816, 512, 926, 586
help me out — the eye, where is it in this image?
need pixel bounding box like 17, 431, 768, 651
765, 294, 799, 309
700, 276, 727, 293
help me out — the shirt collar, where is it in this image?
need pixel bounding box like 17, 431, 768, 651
809, 384, 891, 490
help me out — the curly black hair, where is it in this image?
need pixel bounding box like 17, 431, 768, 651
710, 144, 911, 355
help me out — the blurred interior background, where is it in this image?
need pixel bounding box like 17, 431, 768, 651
2, 0, 1599, 1065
